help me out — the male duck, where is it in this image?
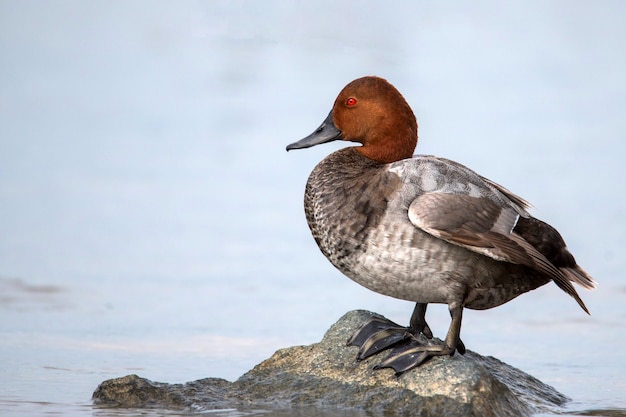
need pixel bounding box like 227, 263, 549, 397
286, 76, 596, 374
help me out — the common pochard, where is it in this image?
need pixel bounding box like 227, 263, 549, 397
286, 76, 596, 374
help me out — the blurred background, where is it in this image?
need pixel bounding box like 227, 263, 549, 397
0, 1, 624, 416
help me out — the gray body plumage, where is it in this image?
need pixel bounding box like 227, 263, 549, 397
304, 147, 584, 311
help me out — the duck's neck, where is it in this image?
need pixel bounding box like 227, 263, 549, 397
354, 112, 417, 163
356, 142, 414, 163
355, 130, 416, 163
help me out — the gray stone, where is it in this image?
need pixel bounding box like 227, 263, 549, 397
93, 310, 568, 416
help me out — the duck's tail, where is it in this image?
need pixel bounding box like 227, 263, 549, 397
562, 265, 597, 291
553, 265, 597, 315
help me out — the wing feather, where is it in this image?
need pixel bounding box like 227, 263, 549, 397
408, 192, 590, 313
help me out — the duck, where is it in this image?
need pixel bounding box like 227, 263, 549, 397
286, 76, 596, 375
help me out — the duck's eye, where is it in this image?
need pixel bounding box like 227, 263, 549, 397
346, 97, 357, 107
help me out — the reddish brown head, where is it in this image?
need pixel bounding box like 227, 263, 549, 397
287, 76, 418, 164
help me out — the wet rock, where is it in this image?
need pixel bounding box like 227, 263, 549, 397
93, 310, 568, 416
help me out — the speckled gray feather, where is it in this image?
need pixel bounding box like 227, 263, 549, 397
303, 147, 593, 312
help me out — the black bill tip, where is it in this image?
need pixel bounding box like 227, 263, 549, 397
286, 110, 342, 151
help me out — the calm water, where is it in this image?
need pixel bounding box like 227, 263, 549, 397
1, 1, 625, 416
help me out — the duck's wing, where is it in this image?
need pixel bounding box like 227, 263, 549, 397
479, 175, 533, 212
407, 191, 590, 313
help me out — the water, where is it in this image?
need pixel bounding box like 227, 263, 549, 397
1, 1, 625, 415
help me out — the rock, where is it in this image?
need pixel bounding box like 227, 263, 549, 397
93, 310, 568, 416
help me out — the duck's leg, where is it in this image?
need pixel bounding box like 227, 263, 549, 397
409, 302, 466, 354
409, 302, 433, 338
375, 304, 464, 375
347, 303, 435, 360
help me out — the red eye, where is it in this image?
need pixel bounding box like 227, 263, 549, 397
346, 97, 357, 107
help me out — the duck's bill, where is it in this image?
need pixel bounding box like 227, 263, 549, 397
286, 110, 343, 151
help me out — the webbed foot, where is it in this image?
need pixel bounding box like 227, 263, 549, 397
347, 304, 466, 375
346, 316, 412, 360
374, 339, 456, 375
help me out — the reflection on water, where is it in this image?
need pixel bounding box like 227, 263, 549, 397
93, 406, 371, 417
0, 277, 65, 311
570, 410, 626, 417
1, 1, 625, 416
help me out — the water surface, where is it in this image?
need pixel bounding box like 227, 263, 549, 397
1, 1, 625, 416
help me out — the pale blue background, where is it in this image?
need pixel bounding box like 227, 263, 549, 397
1, 1, 624, 416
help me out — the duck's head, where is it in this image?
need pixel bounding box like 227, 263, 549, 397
286, 76, 418, 163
